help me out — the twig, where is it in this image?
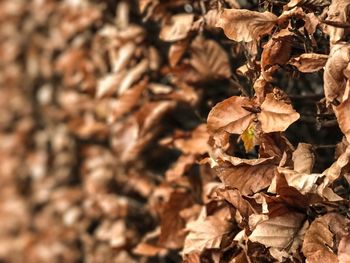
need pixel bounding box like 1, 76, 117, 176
321, 20, 350, 28
289, 94, 324, 100
313, 144, 337, 149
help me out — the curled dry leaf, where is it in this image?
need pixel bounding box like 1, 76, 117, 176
172, 124, 210, 155
118, 59, 149, 95
215, 162, 276, 195
272, 168, 320, 195
292, 143, 315, 174
159, 14, 194, 42
324, 43, 350, 103
158, 191, 194, 249
258, 94, 300, 133
216, 9, 278, 42
108, 79, 147, 122
183, 206, 232, 255
215, 187, 255, 220
338, 235, 350, 263
302, 216, 338, 262
168, 39, 189, 67
287, 0, 331, 8
207, 96, 256, 134
288, 53, 328, 73
324, 0, 350, 43
322, 145, 350, 185
249, 212, 306, 251
190, 37, 232, 79
334, 98, 350, 143
261, 29, 293, 76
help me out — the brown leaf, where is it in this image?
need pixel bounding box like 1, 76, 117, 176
324, 0, 350, 43
215, 162, 276, 195
183, 206, 232, 254
215, 187, 255, 220
261, 29, 293, 74
165, 154, 197, 182
118, 59, 149, 95
160, 14, 194, 42
190, 37, 232, 79
292, 143, 315, 174
288, 53, 328, 73
258, 94, 300, 133
158, 191, 194, 249
207, 96, 255, 134
249, 212, 305, 250
168, 39, 189, 67
334, 98, 350, 143
324, 43, 350, 104
216, 9, 278, 42
338, 235, 350, 263
133, 243, 166, 257
108, 79, 147, 122
272, 168, 320, 195
111, 101, 175, 162
323, 145, 350, 184
173, 124, 210, 155
302, 216, 338, 263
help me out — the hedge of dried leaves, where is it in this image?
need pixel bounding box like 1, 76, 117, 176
1, 0, 350, 262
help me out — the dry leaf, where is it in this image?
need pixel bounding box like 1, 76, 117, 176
158, 191, 194, 249
261, 29, 293, 75
168, 39, 189, 67
292, 143, 315, 174
334, 98, 350, 142
160, 14, 194, 42
324, 43, 350, 104
302, 216, 338, 263
288, 53, 328, 73
216, 9, 278, 42
258, 94, 300, 133
215, 162, 276, 195
272, 168, 320, 195
190, 37, 231, 79
183, 207, 232, 254
249, 213, 305, 250
324, 0, 350, 43
207, 96, 256, 134
338, 235, 350, 263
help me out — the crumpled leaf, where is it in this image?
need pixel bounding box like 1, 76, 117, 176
168, 39, 189, 67
302, 216, 338, 262
183, 207, 232, 254
215, 162, 276, 195
261, 29, 293, 78
324, 43, 350, 104
271, 167, 320, 195
207, 96, 256, 134
173, 124, 210, 155
249, 213, 306, 250
334, 98, 350, 142
288, 53, 328, 73
215, 187, 255, 220
160, 14, 194, 42
111, 101, 175, 162
258, 94, 300, 133
324, 0, 350, 43
338, 235, 350, 263
216, 9, 278, 42
158, 191, 194, 249
190, 37, 231, 79
292, 143, 315, 174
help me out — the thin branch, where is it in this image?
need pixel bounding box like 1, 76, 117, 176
321, 20, 350, 28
